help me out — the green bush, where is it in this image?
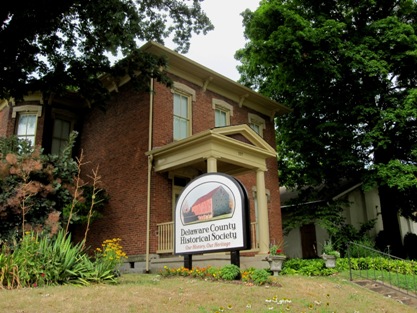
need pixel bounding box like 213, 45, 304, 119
219, 264, 241, 280
281, 258, 338, 276
347, 238, 378, 258
0, 134, 109, 243
249, 268, 270, 285
0, 230, 124, 289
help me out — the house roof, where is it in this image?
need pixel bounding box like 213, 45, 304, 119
280, 181, 363, 208
2, 42, 291, 119
140, 41, 291, 119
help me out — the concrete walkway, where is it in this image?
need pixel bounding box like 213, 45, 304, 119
354, 279, 417, 310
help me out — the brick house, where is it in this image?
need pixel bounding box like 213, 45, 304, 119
0, 42, 291, 271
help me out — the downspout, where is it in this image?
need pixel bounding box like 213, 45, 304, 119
145, 78, 154, 273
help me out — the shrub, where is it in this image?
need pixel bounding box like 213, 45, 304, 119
94, 238, 127, 273
219, 264, 241, 280
248, 268, 270, 285
0, 134, 109, 243
0, 230, 126, 289
281, 258, 338, 276
347, 238, 378, 258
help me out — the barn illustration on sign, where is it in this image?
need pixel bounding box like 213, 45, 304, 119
181, 185, 234, 224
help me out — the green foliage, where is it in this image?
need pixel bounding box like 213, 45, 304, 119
246, 268, 271, 285
63, 186, 110, 224
348, 238, 379, 258
93, 238, 127, 276
281, 257, 417, 280
0, 134, 109, 242
321, 219, 377, 257
1, 0, 214, 104
269, 239, 285, 255
282, 199, 346, 235
219, 264, 241, 281
281, 258, 337, 276
322, 240, 340, 258
237, 0, 417, 230
337, 257, 417, 275
0, 230, 125, 288
159, 265, 271, 286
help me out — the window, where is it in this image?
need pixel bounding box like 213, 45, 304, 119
13, 105, 42, 147
17, 114, 37, 146
248, 113, 266, 137
51, 118, 71, 155
171, 82, 195, 141
212, 99, 233, 127
215, 109, 227, 127
173, 92, 191, 140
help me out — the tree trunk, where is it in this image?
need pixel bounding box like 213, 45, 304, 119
378, 185, 405, 258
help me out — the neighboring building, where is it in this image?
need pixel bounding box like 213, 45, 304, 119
0, 42, 291, 271
281, 184, 417, 259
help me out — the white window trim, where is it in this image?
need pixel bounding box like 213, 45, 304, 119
212, 99, 234, 116
12, 105, 42, 118
171, 81, 196, 102
213, 99, 233, 127
248, 113, 266, 137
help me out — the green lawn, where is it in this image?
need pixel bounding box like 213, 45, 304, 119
1, 273, 416, 313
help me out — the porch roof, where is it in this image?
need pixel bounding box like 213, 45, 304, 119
147, 124, 277, 176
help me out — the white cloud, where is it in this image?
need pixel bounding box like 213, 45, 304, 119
166, 0, 260, 81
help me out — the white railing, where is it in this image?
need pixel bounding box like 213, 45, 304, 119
250, 222, 259, 250
156, 221, 174, 253
156, 221, 259, 253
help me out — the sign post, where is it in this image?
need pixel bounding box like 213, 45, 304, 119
174, 173, 250, 269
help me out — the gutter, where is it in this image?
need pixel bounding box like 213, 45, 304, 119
145, 78, 154, 273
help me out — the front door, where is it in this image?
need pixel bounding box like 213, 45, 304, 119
300, 223, 317, 258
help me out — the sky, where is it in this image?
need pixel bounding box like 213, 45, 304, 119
165, 0, 261, 81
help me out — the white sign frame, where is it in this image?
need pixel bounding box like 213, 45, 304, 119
174, 173, 250, 255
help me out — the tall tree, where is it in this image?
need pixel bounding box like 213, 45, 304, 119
1, 0, 213, 103
236, 0, 417, 255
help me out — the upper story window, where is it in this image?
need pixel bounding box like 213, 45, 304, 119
171, 82, 195, 141
13, 105, 42, 147
215, 109, 227, 127
248, 113, 266, 137
50, 109, 76, 155
51, 118, 71, 155
212, 99, 233, 127
173, 92, 191, 140
17, 114, 37, 146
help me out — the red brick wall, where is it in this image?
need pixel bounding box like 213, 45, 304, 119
79, 74, 283, 256
151, 75, 283, 250
78, 83, 151, 255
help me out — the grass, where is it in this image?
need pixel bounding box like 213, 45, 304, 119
0, 273, 416, 313
349, 269, 417, 293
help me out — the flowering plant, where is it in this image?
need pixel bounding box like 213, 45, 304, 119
322, 239, 340, 258
95, 238, 127, 271
268, 241, 285, 256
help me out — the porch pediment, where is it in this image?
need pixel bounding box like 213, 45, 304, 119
147, 124, 277, 176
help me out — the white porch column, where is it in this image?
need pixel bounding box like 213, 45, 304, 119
256, 169, 270, 254
206, 156, 218, 173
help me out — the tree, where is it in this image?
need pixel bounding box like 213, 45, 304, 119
0, 0, 213, 103
236, 0, 417, 256
0, 134, 108, 242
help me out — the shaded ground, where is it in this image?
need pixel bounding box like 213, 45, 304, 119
354, 279, 417, 310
